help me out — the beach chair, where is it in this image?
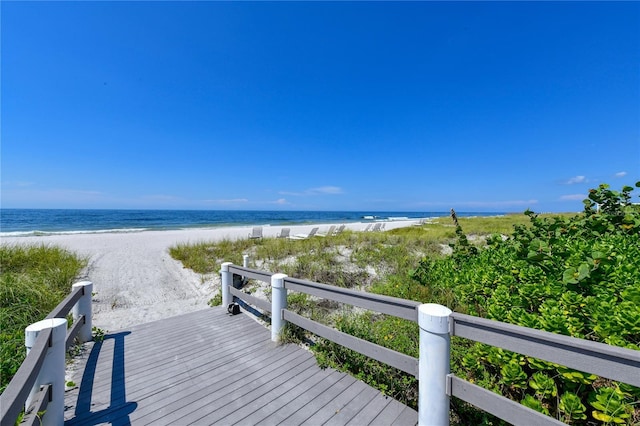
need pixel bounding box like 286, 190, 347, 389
289, 227, 319, 240
362, 224, 372, 232
248, 226, 263, 239
277, 228, 290, 238
317, 225, 336, 237
333, 224, 345, 235
370, 223, 382, 232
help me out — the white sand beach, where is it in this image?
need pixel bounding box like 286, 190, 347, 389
2, 221, 417, 332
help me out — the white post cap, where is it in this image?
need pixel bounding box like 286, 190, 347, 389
418, 303, 452, 334
26, 318, 68, 332
271, 273, 287, 288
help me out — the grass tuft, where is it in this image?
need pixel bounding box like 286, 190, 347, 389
1, 244, 86, 392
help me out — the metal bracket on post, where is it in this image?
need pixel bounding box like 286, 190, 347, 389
445, 374, 454, 397
448, 315, 455, 336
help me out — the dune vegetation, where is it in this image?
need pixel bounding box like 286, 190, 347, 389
170, 182, 639, 425
0, 245, 86, 393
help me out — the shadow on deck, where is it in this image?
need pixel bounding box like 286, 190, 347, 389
64, 307, 417, 425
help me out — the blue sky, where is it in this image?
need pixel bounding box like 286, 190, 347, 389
2, 1, 638, 212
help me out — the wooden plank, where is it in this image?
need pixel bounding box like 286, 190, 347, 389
452, 313, 640, 387
177, 347, 313, 423
255, 371, 349, 426
345, 391, 393, 426
370, 399, 408, 425
64, 307, 418, 426
67, 316, 279, 425
73, 313, 267, 389
277, 375, 358, 425
300, 380, 370, 425
0, 328, 51, 426
87, 323, 267, 387
207, 357, 320, 425
284, 309, 418, 377
229, 286, 271, 312
80, 335, 273, 410
323, 385, 379, 425
284, 277, 419, 321
391, 406, 418, 426
145, 345, 305, 425
72, 339, 285, 426
235, 369, 336, 426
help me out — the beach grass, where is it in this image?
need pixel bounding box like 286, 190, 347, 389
169, 213, 555, 280
0, 244, 86, 393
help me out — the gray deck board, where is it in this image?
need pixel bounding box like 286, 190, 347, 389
64, 307, 417, 425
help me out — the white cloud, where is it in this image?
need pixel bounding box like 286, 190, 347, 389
416, 200, 538, 208
614, 171, 627, 178
279, 186, 344, 197
560, 194, 585, 201
143, 194, 182, 201
564, 176, 588, 185
309, 186, 343, 195
272, 198, 289, 205
204, 198, 248, 204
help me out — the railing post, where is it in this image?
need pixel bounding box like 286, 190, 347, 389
25, 318, 67, 426
271, 273, 288, 342
221, 262, 233, 307
418, 303, 452, 426
243, 254, 250, 268
72, 281, 93, 343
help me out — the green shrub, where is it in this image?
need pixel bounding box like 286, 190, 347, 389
405, 182, 640, 424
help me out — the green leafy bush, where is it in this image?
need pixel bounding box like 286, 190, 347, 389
406, 182, 640, 424
312, 182, 639, 424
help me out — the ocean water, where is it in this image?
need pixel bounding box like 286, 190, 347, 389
0, 209, 503, 237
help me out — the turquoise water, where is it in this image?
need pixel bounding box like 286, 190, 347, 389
0, 209, 503, 236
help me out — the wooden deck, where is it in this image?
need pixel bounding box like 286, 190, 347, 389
63, 307, 417, 425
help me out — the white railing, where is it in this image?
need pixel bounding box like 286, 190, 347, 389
0, 281, 93, 426
221, 261, 640, 426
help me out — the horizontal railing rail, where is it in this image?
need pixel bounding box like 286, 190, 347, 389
229, 286, 271, 313
46, 285, 84, 319
0, 281, 93, 426
446, 375, 564, 426
284, 276, 420, 322
228, 265, 273, 283
451, 312, 640, 388
222, 259, 640, 426
224, 264, 421, 375
283, 309, 419, 377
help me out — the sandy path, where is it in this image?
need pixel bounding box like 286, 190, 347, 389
2, 221, 418, 332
